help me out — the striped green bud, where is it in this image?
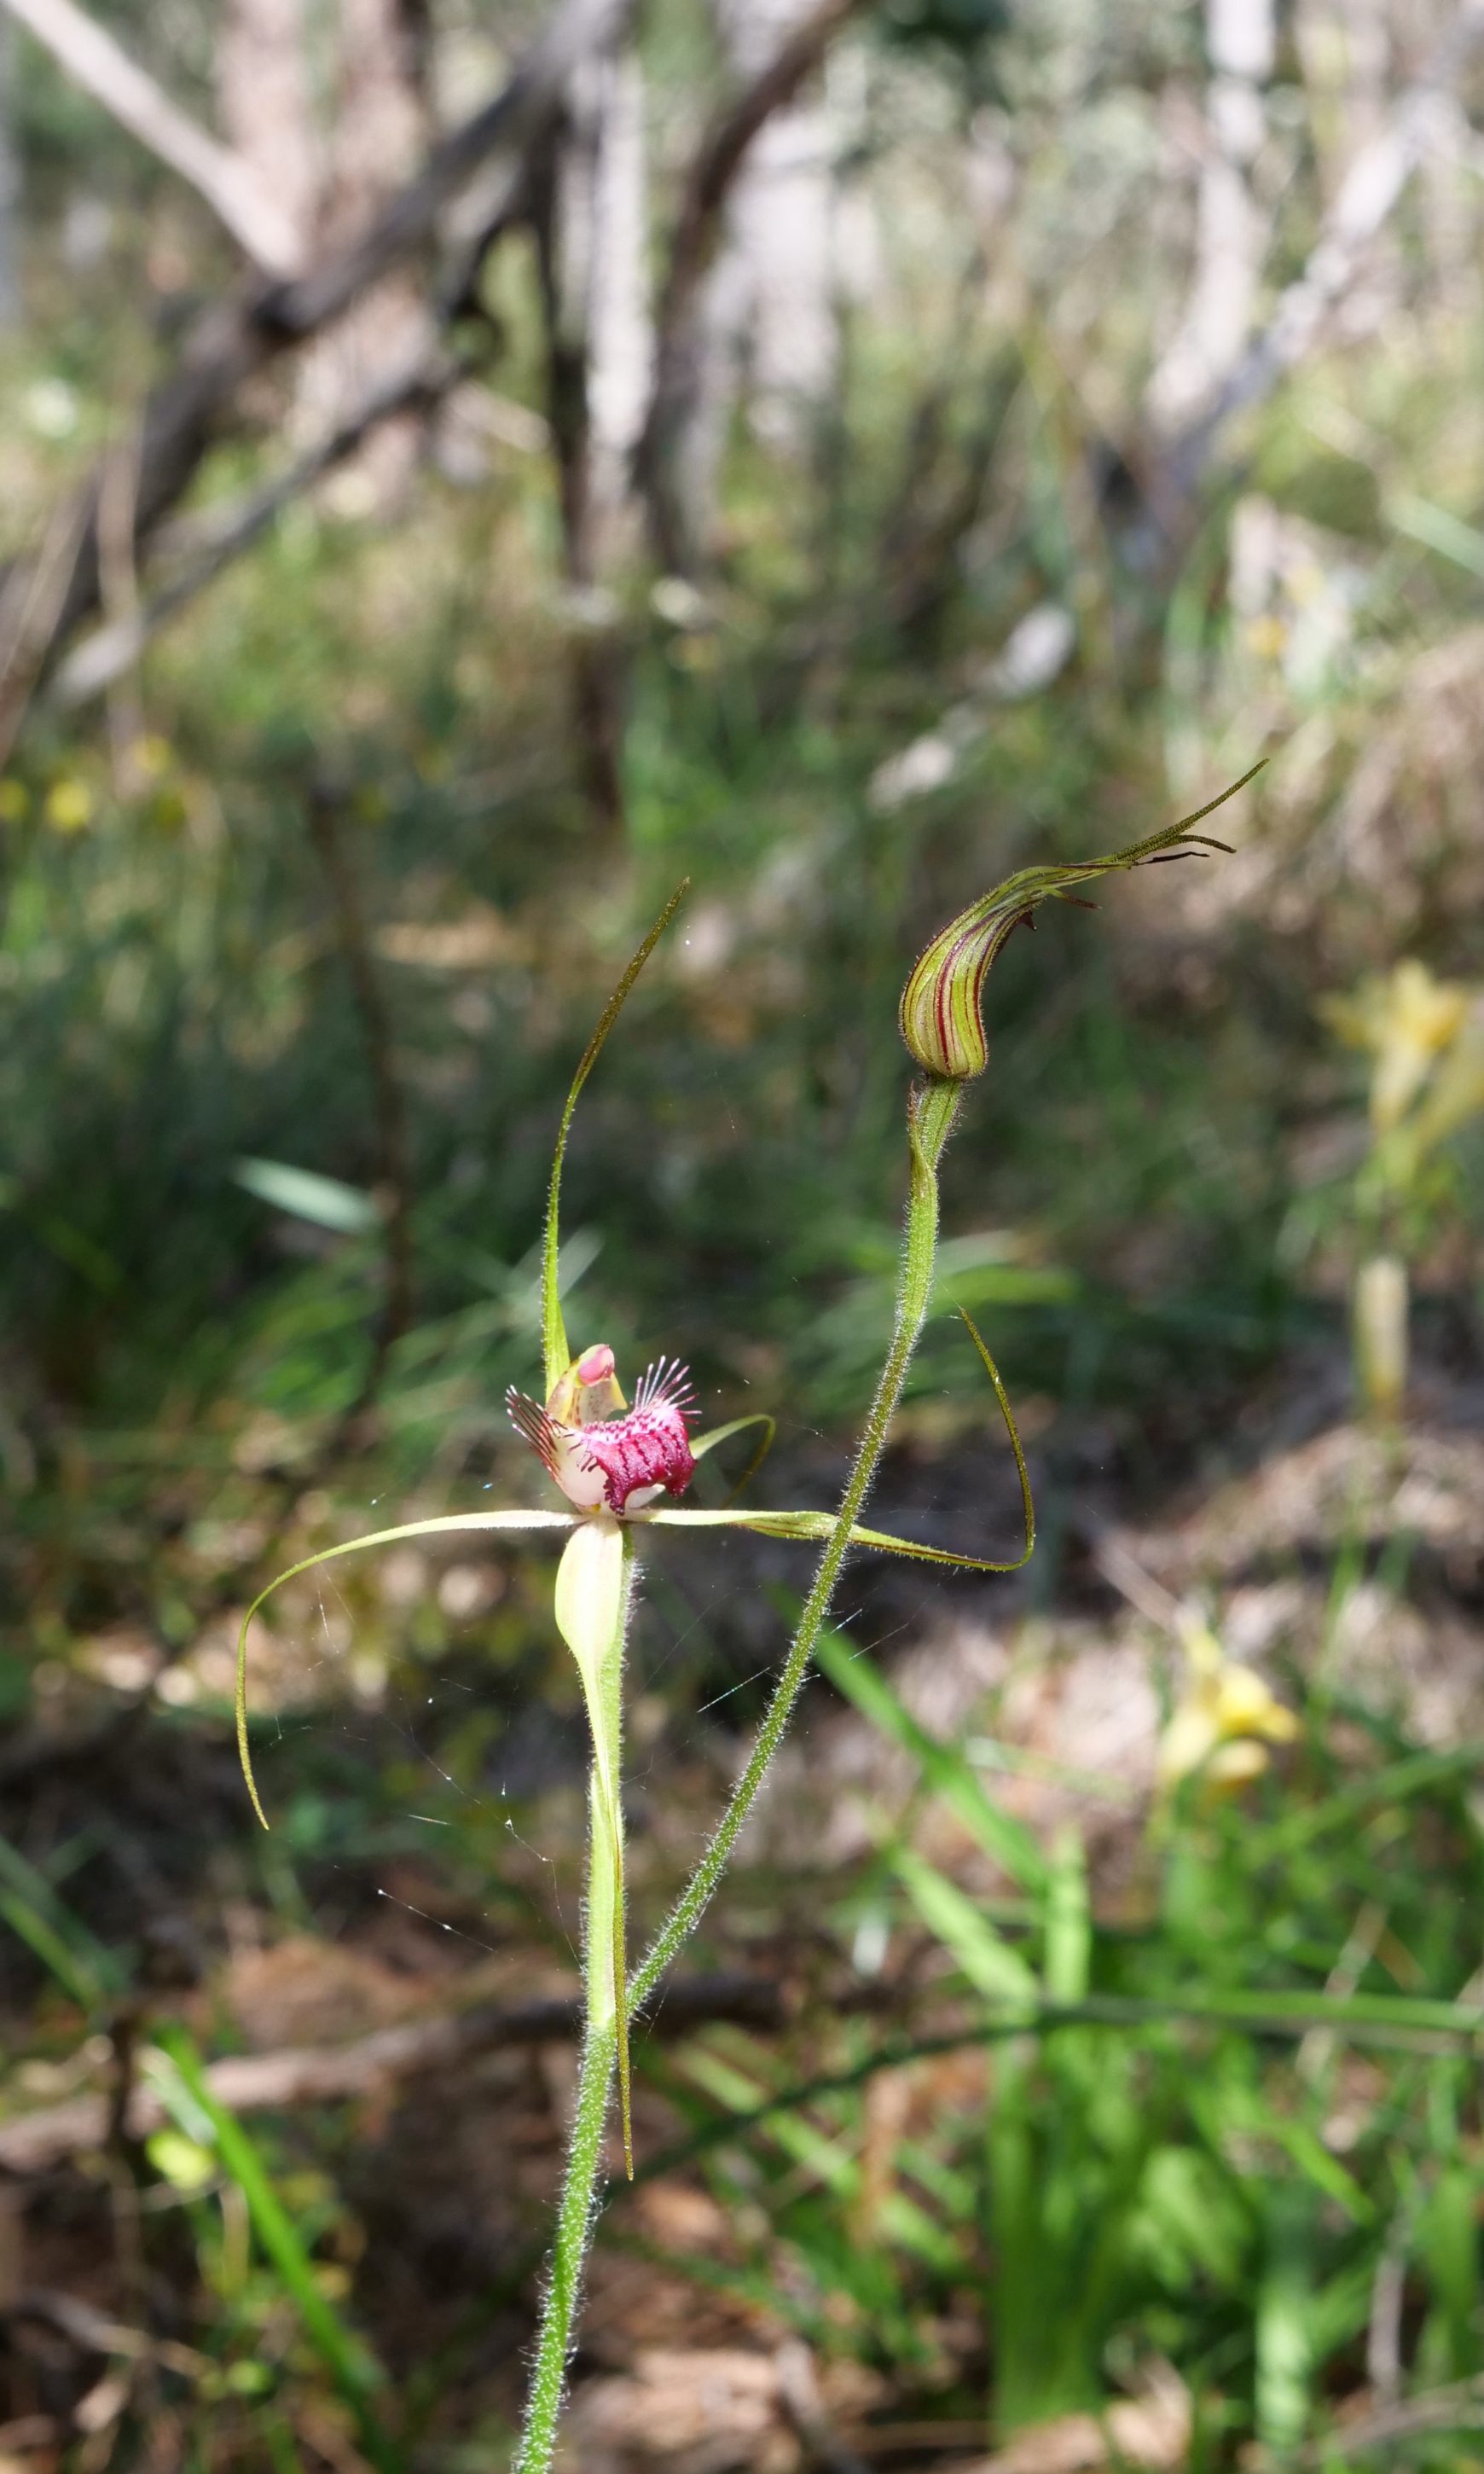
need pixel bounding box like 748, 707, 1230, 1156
898, 765, 1262, 1081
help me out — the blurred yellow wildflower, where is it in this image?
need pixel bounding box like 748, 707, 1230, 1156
1158, 1608, 1299, 1795
1319, 959, 1473, 1135
44, 777, 94, 833
1319, 960, 1484, 1416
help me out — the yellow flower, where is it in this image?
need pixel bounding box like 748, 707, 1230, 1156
44, 777, 94, 834
1158, 1611, 1299, 1795
1320, 960, 1474, 1135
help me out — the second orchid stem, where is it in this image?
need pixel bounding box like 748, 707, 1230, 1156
632, 1075, 962, 2004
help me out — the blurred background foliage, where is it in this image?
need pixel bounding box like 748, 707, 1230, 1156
3, 0, 1484, 2467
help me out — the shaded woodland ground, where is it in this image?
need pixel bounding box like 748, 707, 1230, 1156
4, 1, 1484, 2467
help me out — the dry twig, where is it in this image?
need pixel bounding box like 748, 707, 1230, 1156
0, 0, 630, 717
1, 0, 305, 274
0, 1971, 785, 2175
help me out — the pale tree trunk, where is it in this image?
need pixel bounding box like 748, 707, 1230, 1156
713, 0, 838, 439
583, 51, 652, 549
216, 0, 319, 247
217, 0, 433, 501
1154, 0, 1484, 524
0, 18, 20, 327
1412, 0, 1481, 308
1297, 0, 1390, 189
1146, 0, 1275, 433
1295, 0, 1396, 338
669, 0, 839, 560
551, 47, 652, 559
536, 43, 652, 826
293, 0, 433, 506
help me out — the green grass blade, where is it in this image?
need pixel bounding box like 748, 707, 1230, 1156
813, 1622, 1050, 1895
893, 1844, 1038, 2006
152, 2029, 397, 2472
0, 1834, 119, 2009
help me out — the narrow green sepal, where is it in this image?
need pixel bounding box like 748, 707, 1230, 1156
690, 1411, 777, 1500
542, 884, 689, 1397
235, 1508, 573, 1831
641, 1307, 1033, 1576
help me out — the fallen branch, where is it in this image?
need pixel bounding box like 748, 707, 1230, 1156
0, 1969, 785, 2175
949, 2381, 1190, 2474
0, 0, 304, 276
1295, 2379, 1484, 2462
51, 350, 457, 709
0, 0, 630, 709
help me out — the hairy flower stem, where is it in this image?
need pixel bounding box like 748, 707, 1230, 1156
513, 1076, 962, 2474
513, 2013, 617, 2474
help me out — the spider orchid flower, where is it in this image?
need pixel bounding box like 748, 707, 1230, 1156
231, 783, 1260, 2474
507, 1347, 698, 1516
235, 886, 1035, 2175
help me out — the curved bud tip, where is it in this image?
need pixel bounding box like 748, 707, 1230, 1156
898, 763, 1263, 1082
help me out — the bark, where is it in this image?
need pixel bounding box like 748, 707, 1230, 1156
51, 355, 455, 709
0, 0, 631, 739
653, 0, 843, 564
637, 0, 860, 570
1296, 0, 1399, 340
0, 1972, 787, 2174
535, 42, 652, 826
579, 49, 652, 536
713, 0, 838, 436
293, 0, 435, 505
1152, 0, 1484, 526
216, 0, 320, 248
1145, 0, 1275, 434
0, 17, 20, 326
1, 0, 305, 271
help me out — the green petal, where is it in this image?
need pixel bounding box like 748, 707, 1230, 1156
236, 1509, 574, 1832
542, 885, 688, 1397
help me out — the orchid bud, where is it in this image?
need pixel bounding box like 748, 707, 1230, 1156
899, 880, 1039, 1079
898, 764, 1264, 1082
